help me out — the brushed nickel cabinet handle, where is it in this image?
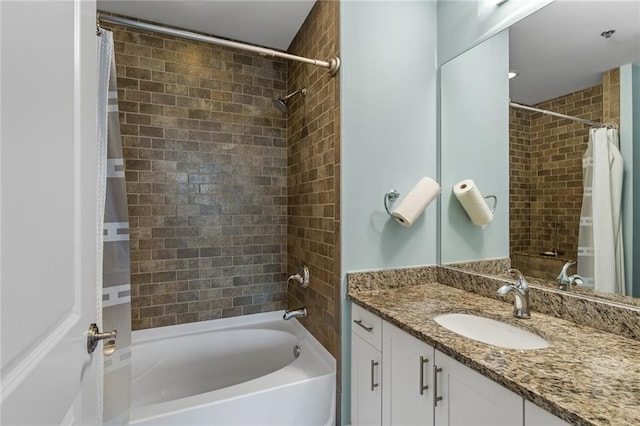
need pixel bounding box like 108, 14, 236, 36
420, 356, 429, 395
354, 319, 374, 332
371, 360, 379, 391
434, 365, 443, 406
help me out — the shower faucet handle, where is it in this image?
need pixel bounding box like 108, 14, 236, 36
296, 264, 310, 288
287, 264, 310, 288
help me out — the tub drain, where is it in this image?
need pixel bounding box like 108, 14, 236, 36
293, 344, 301, 358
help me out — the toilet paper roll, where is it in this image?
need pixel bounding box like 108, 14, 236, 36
391, 177, 441, 227
453, 179, 493, 225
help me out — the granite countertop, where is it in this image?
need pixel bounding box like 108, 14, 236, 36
349, 281, 640, 426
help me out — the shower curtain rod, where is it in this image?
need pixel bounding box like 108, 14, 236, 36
97, 14, 340, 76
509, 101, 604, 127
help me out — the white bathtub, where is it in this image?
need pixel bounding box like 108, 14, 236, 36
129, 311, 336, 425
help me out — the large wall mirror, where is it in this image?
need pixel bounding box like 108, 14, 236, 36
440, 0, 640, 302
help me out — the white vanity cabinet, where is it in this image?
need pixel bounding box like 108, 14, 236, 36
351, 304, 383, 426
433, 349, 522, 426
525, 400, 570, 426
350, 304, 568, 426
382, 322, 434, 426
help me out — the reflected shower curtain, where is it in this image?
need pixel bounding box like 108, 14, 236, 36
98, 29, 132, 425
577, 127, 625, 295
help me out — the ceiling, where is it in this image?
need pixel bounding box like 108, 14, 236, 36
509, 0, 640, 105
98, 1, 639, 105
97, 0, 316, 51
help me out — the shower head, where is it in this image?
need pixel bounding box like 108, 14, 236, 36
272, 88, 307, 115
272, 98, 289, 115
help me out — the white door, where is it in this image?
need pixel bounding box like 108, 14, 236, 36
1, 0, 100, 424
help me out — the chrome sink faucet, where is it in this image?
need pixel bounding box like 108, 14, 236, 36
497, 268, 531, 319
556, 261, 584, 291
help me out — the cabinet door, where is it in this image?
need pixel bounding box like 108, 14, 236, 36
525, 400, 570, 426
352, 332, 382, 426
434, 350, 523, 426
382, 322, 434, 426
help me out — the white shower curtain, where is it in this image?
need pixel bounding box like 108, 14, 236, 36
98, 29, 132, 425
577, 127, 625, 295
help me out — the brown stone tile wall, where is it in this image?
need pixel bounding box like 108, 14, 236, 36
509, 107, 531, 254
510, 83, 619, 259
529, 85, 603, 259
603, 68, 620, 126
285, 0, 341, 420
102, 19, 289, 330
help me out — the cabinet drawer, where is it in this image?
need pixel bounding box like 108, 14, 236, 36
351, 302, 383, 350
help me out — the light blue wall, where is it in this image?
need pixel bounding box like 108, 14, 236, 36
340, 1, 438, 423
341, 2, 438, 273
620, 63, 640, 296
435, 0, 552, 265
440, 30, 509, 263
437, 0, 552, 65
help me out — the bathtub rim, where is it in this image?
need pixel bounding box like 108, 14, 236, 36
134, 310, 299, 342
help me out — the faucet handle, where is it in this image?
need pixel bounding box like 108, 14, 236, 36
557, 261, 577, 283
507, 268, 529, 290
570, 274, 584, 286
287, 265, 310, 288
507, 267, 524, 279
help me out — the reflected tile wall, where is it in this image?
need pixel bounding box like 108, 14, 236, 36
510, 82, 606, 259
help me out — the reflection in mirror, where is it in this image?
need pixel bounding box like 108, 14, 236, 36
507, 1, 640, 297
440, 30, 509, 265
440, 1, 640, 304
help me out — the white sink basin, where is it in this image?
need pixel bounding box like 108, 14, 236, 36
434, 313, 550, 350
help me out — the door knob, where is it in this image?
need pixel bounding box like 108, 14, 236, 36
87, 323, 117, 355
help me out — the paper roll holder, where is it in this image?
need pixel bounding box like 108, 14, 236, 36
384, 189, 400, 217
485, 195, 498, 214
388, 189, 496, 218
456, 181, 498, 217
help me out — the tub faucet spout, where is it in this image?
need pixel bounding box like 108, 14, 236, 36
497, 268, 531, 319
283, 307, 307, 320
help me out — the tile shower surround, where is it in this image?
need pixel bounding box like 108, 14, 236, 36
509, 85, 602, 259
509, 69, 620, 261
103, 0, 341, 385
285, 1, 342, 421
286, 0, 341, 361
103, 19, 289, 329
